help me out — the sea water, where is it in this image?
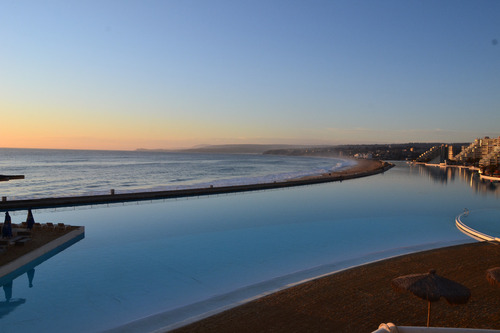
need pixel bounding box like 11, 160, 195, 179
0, 152, 499, 332
0, 148, 353, 199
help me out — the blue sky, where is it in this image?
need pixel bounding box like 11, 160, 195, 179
1, 0, 499, 149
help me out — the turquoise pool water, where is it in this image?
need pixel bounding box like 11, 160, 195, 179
1, 162, 499, 332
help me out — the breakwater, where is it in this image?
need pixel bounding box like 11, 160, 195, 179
0, 175, 25, 182
0, 161, 393, 211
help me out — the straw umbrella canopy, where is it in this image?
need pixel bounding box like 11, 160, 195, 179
392, 269, 470, 327
486, 267, 500, 287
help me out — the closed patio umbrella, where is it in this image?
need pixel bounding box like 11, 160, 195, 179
26, 209, 35, 230
2, 212, 12, 238
392, 269, 470, 327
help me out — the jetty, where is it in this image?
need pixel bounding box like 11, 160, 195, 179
0, 175, 25, 182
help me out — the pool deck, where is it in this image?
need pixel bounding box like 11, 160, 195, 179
0, 160, 393, 211
0, 225, 85, 280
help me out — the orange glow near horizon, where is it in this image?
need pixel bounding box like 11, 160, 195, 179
0, 104, 217, 150
0, 103, 328, 150
0, 98, 493, 151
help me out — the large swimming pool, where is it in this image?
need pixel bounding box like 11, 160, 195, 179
1, 163, 499, 332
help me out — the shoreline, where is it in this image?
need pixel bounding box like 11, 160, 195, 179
0, 159, 392, 211
170, 241, 500, 332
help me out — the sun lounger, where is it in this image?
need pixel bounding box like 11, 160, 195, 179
15, 237, 31, 246
10, 236, 25, 242
43, 222, 55, 229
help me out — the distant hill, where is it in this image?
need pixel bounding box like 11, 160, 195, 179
263, 142, 470, 160
137, 144, 311, 154
137, 142, 471, 160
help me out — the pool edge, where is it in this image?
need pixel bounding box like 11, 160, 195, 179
0, 227, 85, 280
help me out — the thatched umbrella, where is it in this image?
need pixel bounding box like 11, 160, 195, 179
392, 269, 470, 327
486, 267, 500, 287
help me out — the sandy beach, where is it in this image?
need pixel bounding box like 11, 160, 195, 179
171, 241, 500, 332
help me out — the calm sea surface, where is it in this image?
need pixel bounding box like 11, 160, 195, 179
0, 149, 499, 333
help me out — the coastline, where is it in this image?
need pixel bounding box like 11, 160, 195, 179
0, 159, 392, 211
170, 241, 500, 332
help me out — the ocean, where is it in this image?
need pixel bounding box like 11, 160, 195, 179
0, 148, 353, 199
0, 150, 499, 332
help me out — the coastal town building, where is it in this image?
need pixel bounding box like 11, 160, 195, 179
454, 136, 500, 169
416, 137, 500, 175
415, 144, 454, 164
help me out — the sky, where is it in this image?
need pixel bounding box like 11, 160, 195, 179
1, 0, 499, 150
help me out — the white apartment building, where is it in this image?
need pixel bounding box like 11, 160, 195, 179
454, 136, 500, 168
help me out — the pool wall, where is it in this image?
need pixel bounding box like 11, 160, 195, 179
455, 213, 500, 242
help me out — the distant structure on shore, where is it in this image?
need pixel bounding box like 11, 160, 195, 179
414, 144, 458, 164
264, 143, 446, 161
262, 137, 499, 177
415, 136, 500, 176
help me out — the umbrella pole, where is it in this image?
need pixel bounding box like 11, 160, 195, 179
427, 301, 431, 327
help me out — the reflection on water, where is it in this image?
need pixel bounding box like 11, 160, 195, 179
411, 164, 499, 197
0, 273, 29, 319
0, 233, 84, 320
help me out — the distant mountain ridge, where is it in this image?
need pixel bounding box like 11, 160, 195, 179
137, 144, 312, 154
